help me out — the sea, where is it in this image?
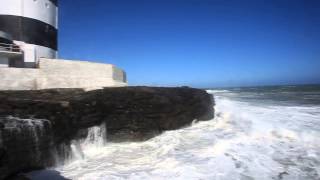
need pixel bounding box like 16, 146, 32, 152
50, 84, 320, 180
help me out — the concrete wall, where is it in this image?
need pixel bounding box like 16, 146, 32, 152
0, 67, 39, 90
0, 58, 127, 90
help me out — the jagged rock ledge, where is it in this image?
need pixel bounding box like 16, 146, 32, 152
0, 86, 214, 179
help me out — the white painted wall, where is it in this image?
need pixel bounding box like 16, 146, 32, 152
34, 44, 57, 59
0, 0, 58, 28
0, 0, 22, 17
13, 41, 57, 65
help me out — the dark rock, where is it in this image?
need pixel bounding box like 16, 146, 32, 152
7, 169, 70, 180
0, 117, 57, 180
0, 86, 214, 179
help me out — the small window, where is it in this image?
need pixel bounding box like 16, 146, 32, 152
45, 2, 49, 8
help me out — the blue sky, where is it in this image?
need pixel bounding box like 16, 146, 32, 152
58, 0, 320, 87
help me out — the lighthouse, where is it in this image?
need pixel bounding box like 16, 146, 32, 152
0, 0, 58, 68
0, 0, 127, 90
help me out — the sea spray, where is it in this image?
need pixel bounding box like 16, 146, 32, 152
82, 122, 107, 148
71, 140, 85, 160
68, 122, 107, 162
56, 86, 320, 180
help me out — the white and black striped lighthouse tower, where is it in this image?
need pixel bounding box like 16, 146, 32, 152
0, 0, 58, 67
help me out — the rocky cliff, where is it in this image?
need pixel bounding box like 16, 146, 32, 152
0, 87, 214, 179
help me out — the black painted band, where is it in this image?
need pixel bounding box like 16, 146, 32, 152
49, 0, 58, 7
0, 37, 13, 44
0, 15, 57, 50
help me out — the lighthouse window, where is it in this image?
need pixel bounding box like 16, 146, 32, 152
45, 2, 50, 8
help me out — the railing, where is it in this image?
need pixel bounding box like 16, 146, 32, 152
0, 42, 22, 53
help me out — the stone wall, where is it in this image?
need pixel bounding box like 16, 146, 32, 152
0, 67, 39, 90
0, 58, 127, 90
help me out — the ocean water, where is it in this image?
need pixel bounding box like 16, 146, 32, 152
55, 85, 320, 180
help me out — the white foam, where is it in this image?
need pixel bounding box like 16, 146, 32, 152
206, 89, 230, 94
56, 95, 320, 180
67, 122, 107, 163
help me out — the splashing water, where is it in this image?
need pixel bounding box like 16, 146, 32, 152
68, 122, 107, 162
56, 86, 320, 180
82, 122, 107, 148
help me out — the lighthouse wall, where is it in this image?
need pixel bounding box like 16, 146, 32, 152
0, 0, 58, 65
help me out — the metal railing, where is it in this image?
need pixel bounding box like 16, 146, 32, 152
0, 42, 22, 53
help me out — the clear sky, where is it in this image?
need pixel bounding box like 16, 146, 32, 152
58, 0, 320, 88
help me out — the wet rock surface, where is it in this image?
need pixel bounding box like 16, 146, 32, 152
0, 86, 214, 179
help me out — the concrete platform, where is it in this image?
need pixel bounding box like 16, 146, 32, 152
0, 58, 127, 90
